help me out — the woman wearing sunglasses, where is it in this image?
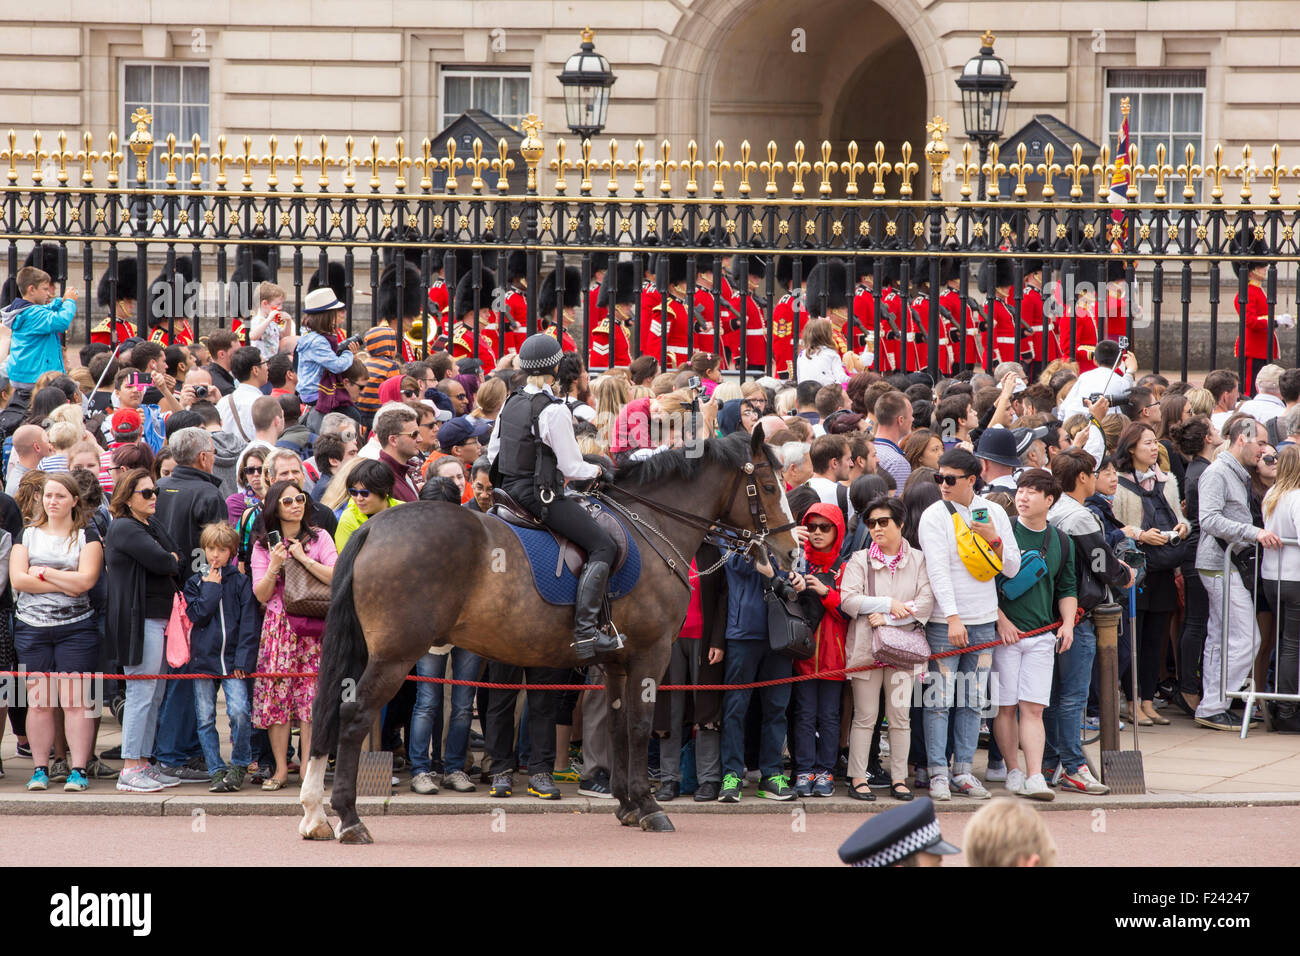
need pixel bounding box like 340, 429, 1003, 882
1248, 442, 1280, 695
250, 479, 338, 790
334, 459, 399, 552
1262, 445, 1300, 732
102, 470, 181, 792
840, 494, 933, 802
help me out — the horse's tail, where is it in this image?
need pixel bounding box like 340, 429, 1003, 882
311, 521, 372, 757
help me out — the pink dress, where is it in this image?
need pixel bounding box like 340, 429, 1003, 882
250, 531, 338, 728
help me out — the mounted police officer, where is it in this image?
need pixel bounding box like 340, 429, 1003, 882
487, 333, 624, 661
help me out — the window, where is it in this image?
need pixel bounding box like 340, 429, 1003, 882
440, 68, 530, 131
1105, 70, 1205, 203
122, 63, 211, 189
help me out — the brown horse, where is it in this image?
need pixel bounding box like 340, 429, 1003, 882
299, 425, 800, 843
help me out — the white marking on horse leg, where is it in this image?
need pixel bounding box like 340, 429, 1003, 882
298, 756, 332, 839
611, 697, 622, 710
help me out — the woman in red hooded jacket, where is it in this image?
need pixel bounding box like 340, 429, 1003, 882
790, 501, 848, 797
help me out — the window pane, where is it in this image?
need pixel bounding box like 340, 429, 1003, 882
1141, 93, 1170, 132
1172, 92, 1201, 132
125, 65, 150, 102
1172, 135, 1201, 163
1139, 136, 1163, 166
154, 104, 180, 139
183, 66, 209, 103
502, 77, 529, 121
445, 76, 470, 116
182, 105, 208, 144
474, 77, 501, 116
155, 65, 180, 103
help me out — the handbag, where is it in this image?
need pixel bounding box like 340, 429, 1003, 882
164, 592, 192, 668
764, 582, 815, 660
283, 554, 332, 619
1117, 474, 1189, 571
866, 563, 929, 668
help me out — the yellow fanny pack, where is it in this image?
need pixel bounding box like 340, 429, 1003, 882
944, 501, 1003, 581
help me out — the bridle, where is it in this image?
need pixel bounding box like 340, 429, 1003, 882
593, 445, 798, 588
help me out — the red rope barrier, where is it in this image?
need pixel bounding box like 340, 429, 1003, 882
0, 620, 1060, 693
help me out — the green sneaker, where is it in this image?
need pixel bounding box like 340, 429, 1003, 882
719, 773, 742, 803
757, 774, 796, 800
552, 767, 580, 783
224, 764, 248, 792
208, 770, 230, 793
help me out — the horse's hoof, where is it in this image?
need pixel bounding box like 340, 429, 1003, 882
337, 822, 374, 845
617, 807, 639, 827
639, 811, 675, 833
299, 818, 335, 841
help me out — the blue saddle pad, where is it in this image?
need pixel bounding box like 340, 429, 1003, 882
496, 504, 641, 606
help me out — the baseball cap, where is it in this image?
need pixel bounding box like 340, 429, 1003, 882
1013, 426, 1049, 456
438, 416, 482, 450
456, 357, 484, 375
110, 407, 143, 438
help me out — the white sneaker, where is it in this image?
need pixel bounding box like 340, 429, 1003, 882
929, 775, 951, 801
951, 772, 991, 799
1020, 772, 1055, 801
1005, 767, 1026, 794
1059, 765, 1110, 795
985, 763, 1008, 782
410, 771, 440, 794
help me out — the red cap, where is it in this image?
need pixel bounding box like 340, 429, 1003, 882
110, 407, 143, 438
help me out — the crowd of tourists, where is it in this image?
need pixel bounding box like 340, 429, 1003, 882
0, 246, 1294, 810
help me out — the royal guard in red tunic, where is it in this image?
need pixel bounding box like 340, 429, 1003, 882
909, 261, 956, 377
537, 266, 581, 354
1019, 255, 1046, 371
939, 257, 983, 370
376, 261, 426, 364
688, 254, 731, 359
772, 253, 816, 378
427, 251, 450, 341
722, 254, 769, 371
875, 260, 912, 373
1233, 240, 1294, 395
1099, 259, 1142, 341
983, 258, 1023, 367
91, 256, 139, 346
640, 252, 692, 368
1069, 259, 1101, 374
451, 269, 499, 374
591, 261, 635, 369
146, 260, 197, 346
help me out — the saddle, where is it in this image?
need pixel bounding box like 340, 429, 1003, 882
491, 488, 631, 577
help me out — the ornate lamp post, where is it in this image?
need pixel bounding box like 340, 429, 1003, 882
558, 27, 616, 143
956, 30, 1015, 201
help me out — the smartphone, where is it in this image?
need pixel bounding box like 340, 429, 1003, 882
970, 507, 990, 524
267, 530, 282, 548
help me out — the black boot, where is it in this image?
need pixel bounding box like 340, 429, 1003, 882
573, 561, 625, 662
1272, 703, 1300, 734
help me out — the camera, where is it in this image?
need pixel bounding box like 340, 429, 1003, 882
1167, 530, 1181, 545
687, 375, 702, 391
339, 334, 362, 350
192, 384, 209, 399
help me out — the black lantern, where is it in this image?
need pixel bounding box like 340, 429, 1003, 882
956, 30, 1015, 200
558, 27, 616, 142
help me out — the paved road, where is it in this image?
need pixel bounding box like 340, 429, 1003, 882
5, 805, 1297, 866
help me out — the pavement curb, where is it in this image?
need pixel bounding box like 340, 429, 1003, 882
2, 789, 1298, 816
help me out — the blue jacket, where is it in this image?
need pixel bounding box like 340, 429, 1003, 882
183, 564, 259, 676
723, 552, 769, 641
1, 296, 76, 384
294, 330, 354, 402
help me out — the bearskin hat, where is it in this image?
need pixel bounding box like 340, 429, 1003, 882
804, 260, 851, 314
597, 261, 639, 309
454, 267, 498, 319
228, 259, 273, 319
308, 261, 348, 305
377, 262, 424, 320
96, 256, 140, 307
148, 258, 196, 322
539, 266, 583, 317
1231, 235, 1268, 278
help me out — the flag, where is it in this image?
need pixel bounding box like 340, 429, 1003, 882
1108, 97, 1132, 251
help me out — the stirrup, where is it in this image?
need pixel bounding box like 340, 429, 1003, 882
572, 630, 625, 661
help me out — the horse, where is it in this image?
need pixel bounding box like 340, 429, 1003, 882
299, 424, 801, 843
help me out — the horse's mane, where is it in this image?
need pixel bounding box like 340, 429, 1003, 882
613, 431, 779, 487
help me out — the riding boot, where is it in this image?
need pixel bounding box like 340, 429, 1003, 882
573, 561, 624, 662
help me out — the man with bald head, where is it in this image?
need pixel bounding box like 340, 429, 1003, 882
6, 424, 50, 495
179, 367, 215, 409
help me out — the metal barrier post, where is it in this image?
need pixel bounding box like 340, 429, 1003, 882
1091, 603, 1123, 754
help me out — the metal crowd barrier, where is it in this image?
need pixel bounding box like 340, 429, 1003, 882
1220, 537, 1300, 739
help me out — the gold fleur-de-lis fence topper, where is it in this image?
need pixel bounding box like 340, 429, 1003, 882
0, 111, 1296, 228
